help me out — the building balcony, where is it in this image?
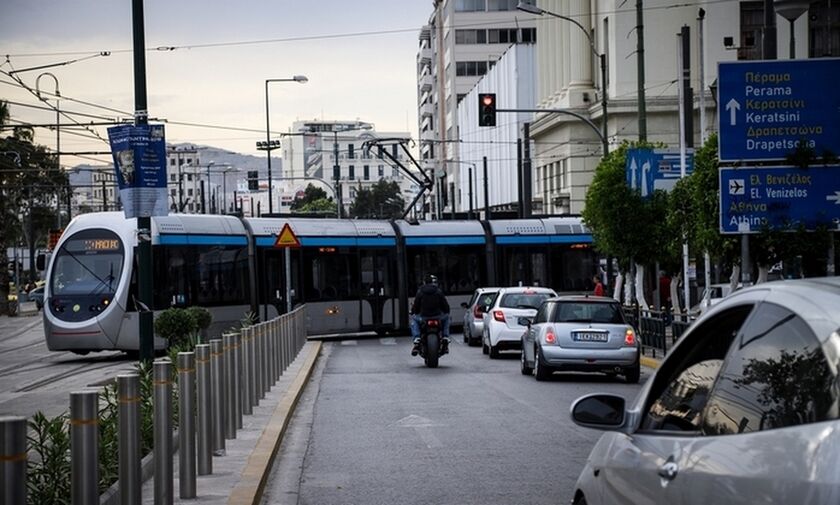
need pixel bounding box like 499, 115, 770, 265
419, 74, 433, 92
418, 46, 432, 64
420, 102, 435, 118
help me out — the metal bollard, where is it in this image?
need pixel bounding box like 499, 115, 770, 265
254, 325, 263, 400
223, 333, 236, 440
233, 333, 243, 429
282, 316, 289, 371
268, 320, 276, 385
195, 344, 213, 475
242, 327, 253, 416
209, 339, 226, 455
260, 323, 269, 396
153, 359, 173, 505
70, 390, 99, 505
177, 352, 196, 498
1, 416, 27, 505
118, 374, 141, 505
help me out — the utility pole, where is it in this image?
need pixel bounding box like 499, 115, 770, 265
522, 122, 532, 218
132, 0, 154, 362
763, 0, 778, 60
483, 156, 490, 220
516, 138, 523, 218
637, 0, 647, 141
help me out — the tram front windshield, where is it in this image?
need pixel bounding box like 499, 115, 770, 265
50, 229, 125, 318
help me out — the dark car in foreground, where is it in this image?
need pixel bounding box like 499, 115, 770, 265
568, 277, 840, 505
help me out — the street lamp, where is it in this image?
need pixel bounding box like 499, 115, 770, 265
35, 72, 62, 225
517, 2, 609, 156
264, 75, 308, 214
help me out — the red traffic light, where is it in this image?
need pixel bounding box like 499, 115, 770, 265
478, 93, 497, 127
482, 95, 494, 106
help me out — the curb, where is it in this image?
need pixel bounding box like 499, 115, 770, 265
640, 355, 661, 369
227, 340, 322, 505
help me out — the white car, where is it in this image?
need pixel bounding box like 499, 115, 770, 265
481, 286, 557, 358
461, 287, 499, 346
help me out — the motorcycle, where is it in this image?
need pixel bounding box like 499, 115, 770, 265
418, 318, 448, 368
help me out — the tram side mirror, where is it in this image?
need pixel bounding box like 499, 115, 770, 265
36, 253, 46, 271
460, 302, 468, 309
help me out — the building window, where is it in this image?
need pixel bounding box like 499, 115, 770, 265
170, 158, 176, 166
455, 0, 486, 12
488, 28, 519, 44
809, 0, 840, 57
521, 27, 536, 43
456, 61, 489, 76
378, 146, 385, 159
349, 165, 355, 180
347, 144, 355, 159
378, 165, 384, 177
392, 144, 399, 159
455, 29, 487, 44
392, 166, 400, 178
739, 1, 764, 60
363, 165, 370, 180
187, 174, 193, 182
170, 189, 176, 197
188, 189, 193, 197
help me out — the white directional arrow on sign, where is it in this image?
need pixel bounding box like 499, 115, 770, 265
726, 98, 741, 126
827, 191, 840, 204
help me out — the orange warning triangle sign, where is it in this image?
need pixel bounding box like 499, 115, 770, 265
274, 223, 301, 248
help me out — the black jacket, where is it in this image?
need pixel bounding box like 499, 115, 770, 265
411, 283, 450, 317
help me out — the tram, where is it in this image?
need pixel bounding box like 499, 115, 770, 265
43, 212, 597, 354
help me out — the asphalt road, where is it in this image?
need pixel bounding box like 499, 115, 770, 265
0, 312, 134, 419
264, 333, 650, 505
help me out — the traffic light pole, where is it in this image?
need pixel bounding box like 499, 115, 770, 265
132, 0, 154, 363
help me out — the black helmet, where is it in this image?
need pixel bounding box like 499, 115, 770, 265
424, 274, 438, 285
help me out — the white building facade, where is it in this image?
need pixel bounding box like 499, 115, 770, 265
417, 0, 538, 216
456, 43, 537, 214
522, 0, 833, 215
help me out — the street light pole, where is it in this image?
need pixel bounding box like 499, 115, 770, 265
517, 2, 609, 156
36, 72, 61, 225
264, 76, 308, 215
334, 130, 341, 219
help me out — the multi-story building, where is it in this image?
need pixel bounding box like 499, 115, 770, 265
281, 120, 414, 217
459, 0, 836, 216
417, 0, 537, 217
166, 146, 203, 214
91, 169, 118, 212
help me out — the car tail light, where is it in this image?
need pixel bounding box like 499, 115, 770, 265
473, 305, 483, 319
493, 310, 506, 322
624, 328, 636, 346
545, 328, 556, 344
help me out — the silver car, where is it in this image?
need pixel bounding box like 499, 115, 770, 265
569, 277, 840, 505
520, 296, 640, 383
482, 286, 557, 358
460, 287, 499, 346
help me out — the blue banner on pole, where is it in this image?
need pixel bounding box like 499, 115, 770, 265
108, 124, 169, 219
719, 165, 840, 233
625, 148, 694, 198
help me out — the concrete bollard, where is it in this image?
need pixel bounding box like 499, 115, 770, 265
153, 359, 173, 505
232, 333, 243, 429
223, 333, 236, 440
195, 344, 213, 475
118, 374, 141, 505
177, 352, 196, 498
209, 339, 226, 455
0, 416, 27, 505
242, 327, 253, 416
70, 390, 99, 505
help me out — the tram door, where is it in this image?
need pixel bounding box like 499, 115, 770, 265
359, 249, 395, 330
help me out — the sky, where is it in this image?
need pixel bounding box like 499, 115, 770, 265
1, 0, 432, 169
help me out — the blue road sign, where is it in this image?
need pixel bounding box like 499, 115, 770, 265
108, 124, 168, 219
719, 165, 840, 234
718, 58, 840, 162
625, 148, 694, 198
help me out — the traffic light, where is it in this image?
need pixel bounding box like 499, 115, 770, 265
247, 171, 259, 191
478, 93, 496, 127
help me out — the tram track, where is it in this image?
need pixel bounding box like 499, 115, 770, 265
15, 358, 130, 392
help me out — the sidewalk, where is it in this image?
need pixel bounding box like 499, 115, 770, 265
136, 340, 322, 505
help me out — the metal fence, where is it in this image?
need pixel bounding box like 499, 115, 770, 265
1, 306, 308, 505
624, 305, 696, 358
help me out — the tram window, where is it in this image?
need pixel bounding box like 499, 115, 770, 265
153, 245, 191, 308
549, 246, 597, 292
195, 246, 249, 306
407, 245, 483, 295
302, 248, 359, 301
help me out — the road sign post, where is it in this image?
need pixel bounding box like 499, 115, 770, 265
718, 59, 840, 162
720, 165, 840, 233
274, 224, 300, 313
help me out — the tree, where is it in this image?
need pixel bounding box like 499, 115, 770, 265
0, 100, 69, 314
349, 180, 404, 219
290, 183, 336, 215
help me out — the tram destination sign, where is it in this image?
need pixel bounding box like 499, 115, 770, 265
719, 165, 840, 234
718, 59, 840, 162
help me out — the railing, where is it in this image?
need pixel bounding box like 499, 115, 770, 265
624, 304, 696, 358
1, 306, 308, 505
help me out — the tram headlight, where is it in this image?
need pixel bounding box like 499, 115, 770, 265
102, 298, 110, 306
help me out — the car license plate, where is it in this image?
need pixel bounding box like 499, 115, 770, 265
573, 332, 608, 342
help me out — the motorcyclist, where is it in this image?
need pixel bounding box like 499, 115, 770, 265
410, 274, 450, 356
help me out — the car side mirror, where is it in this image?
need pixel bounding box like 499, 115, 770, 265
517, 316, 534, 326
570, 394, 626, 430
460, 302, 469, 309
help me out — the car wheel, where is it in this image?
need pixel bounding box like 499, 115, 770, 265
534, 346, 552, 381
520, 344, 533, 375
625, 361, 641, 384
489, 343, 499, 359
573, 494, 588, 505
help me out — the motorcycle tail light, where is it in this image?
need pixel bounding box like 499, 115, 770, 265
624, 328, 636, 346
545, 328, 556, 344
427, 319, 440, 327
493, 310, 505, 322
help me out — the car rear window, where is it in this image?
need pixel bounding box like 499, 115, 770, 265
500, 292, 553, 309
553, 302, 624, 323
476, 292, 498, 310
